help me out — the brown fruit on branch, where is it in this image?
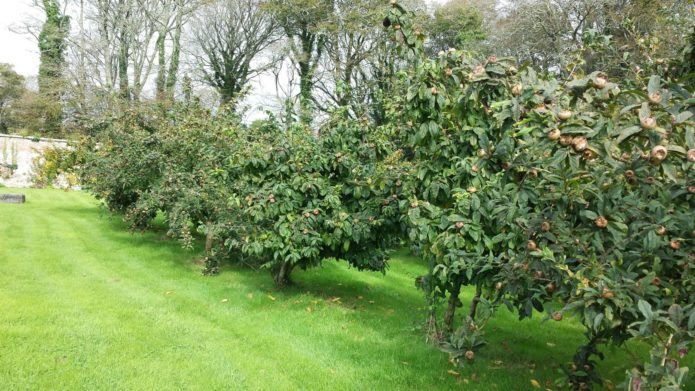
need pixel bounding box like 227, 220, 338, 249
560, 135, 574, 146
687, 149, 695, 163
527, 240, 538, 251
477, 149, 487, 158
656, 226, 667, 236
572, 137, 588, 152
552, 312, 563, 321
313, 209, 320, 215
410, 201, 419, 208
455, 221, 465, 229
545, 282, 556, 294
495, 282, 503, 290
689, 186, 695, 194
534, 270, 545, 279
641, 117, 657, 129
593, 76, 607, 89
650, 146, 668, 163
601, 289, 614, 299
446, 68, 453, 76
558, 110, 572, 121
541, 221, 552, 232
648, 92, 662, 104
548, 128, 561, 141
512, 83, 523, 96
431, 87, 438, 95
595, 216, 608, 228
671, 240, 681, 250
465, 350, 475, 360
534, 104, 548, 115
625, 170, 634, 179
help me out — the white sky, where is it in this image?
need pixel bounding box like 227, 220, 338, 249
0, 0, 40, 77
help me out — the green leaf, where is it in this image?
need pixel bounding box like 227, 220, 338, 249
637, 300, 653, 319
615, 126, 642, 144
647, 75, 661, 95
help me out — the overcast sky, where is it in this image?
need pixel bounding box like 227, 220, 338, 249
0, 0, 41, 77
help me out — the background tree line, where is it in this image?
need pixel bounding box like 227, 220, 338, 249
0, 0, 690, 137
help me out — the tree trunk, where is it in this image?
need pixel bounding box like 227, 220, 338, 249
468, 285, 482, 321
273, 261, 295, 288
443, 281, 462, 334
155, 30, 166, 100
118, 30, 130, 100
204, 223, 214, 254
165, 12, 183, 100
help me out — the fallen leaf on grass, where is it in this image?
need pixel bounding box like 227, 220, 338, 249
368, 300, 375, 304
546, 342, 556, 347
530, 379, 541, 388
267, 294, 276, 301
221, 299, 228, 303
447, 369, 460, 377
306, 307, 313, 313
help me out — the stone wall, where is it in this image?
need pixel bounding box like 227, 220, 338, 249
0, 135, 69, 188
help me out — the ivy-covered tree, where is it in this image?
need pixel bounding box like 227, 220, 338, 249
37, 0, 69, 134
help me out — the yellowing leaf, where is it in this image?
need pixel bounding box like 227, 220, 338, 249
447, 369, 460, 377
267, 294, 276, 301
530, 379, 541, 388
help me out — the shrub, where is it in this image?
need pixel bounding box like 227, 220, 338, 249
83, 103, 408, 287
385, 3, 694, 389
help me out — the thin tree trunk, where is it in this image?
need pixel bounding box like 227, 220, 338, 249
274, 260, 295, 288
165, 12, 183, 100
155, 31, 166, 100
443, 281, 462, 333
204, 222, 214, 253
469, 285, 482, 321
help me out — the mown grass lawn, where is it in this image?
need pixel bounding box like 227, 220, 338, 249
0, 189, 693, 390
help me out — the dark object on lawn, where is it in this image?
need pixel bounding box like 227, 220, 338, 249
0, 194, 25, 204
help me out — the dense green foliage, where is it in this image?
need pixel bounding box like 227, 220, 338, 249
83, 104, 407, 286
65, 2, 695, 390
385, 3, 694, 389
0, 64, 26, 134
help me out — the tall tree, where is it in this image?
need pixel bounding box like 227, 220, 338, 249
154, 0, 199, 101
426, 0, 490, 53
38, 0, 70, 133
266, 0, 334, 124
0, 64, 26, 133
190, 0, 280, 105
